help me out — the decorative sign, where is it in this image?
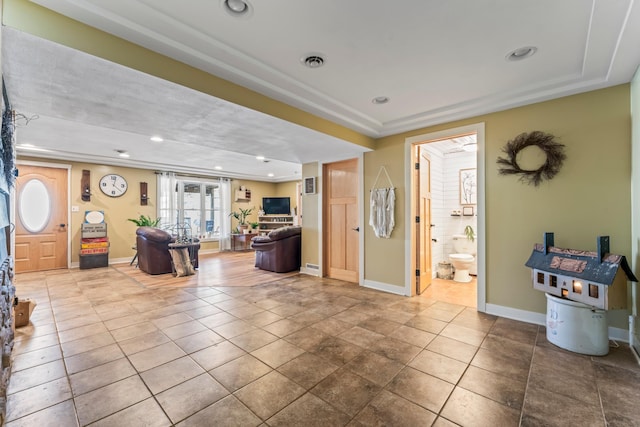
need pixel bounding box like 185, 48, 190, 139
84, 210, 105, 224
303, 176, 316, 195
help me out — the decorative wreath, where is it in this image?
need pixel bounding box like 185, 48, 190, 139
496, 131, 566, 186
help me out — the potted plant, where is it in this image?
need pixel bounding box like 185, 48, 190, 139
464, 225, 475, 242
229, 207, 254, 233
249, 221, 259, 233
128, 214, 160, 227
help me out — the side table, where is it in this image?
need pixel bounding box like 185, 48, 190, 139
231, 233, 255, 251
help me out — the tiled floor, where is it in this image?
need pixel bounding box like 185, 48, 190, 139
6, 267, 640, 426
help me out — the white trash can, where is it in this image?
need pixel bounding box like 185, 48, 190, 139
545, 293, 609, 356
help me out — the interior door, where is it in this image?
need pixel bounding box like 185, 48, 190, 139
15, 165, 68, 273
416, 146, 432, 294
324, 158, 359, 283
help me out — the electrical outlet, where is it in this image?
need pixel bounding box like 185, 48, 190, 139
71, 205, 79, 212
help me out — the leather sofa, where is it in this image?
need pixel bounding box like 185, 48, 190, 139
251, 226, 301, 273
136, 227, 201, 275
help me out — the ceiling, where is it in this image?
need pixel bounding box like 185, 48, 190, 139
3, 0, 640, 181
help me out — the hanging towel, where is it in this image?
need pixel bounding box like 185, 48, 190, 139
369, 187, 395, 238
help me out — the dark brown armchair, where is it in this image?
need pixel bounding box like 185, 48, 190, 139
136, 227, 201, 275
251, 226, 301, 273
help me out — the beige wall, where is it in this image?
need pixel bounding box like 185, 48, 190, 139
230, 180, 275, 229
19, 157, 157, 262
275, 181, 300, 211
16, 158, 303, 261
366, 85, 633, 328
631, 68, 640, 345
301, 163, 320, 269
230, 180, 300, 230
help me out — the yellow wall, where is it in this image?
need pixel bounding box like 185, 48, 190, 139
631, 68, 640, 343
2, 0, 374, 150
19, 159, 302, 260
301, 163, 320, 269
230, 180, 300, 231
230, 180, 275, 230
19, 157, 157, 262
366, 85, 632, 328
275, 180, 301, 214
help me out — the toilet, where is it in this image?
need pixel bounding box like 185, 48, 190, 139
449, 234, 477, 283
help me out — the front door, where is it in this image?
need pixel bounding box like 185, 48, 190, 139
324, 158, 359, 283
15, 165, 68, 272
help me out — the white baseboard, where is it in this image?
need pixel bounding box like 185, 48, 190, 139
486, 303, 629, 342
609, 326, 629, 343
363, 279, 409, 296
485, 303, 546, 326
300, 267, 320, 277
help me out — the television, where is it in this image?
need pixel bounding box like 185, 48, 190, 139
262, 197, 291, 215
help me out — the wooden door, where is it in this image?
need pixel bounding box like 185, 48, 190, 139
15, 165, 68, 272
416, 146, 432, 294
324, 158, 359, 283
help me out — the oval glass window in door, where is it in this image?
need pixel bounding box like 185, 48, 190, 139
19, 179, 51, 233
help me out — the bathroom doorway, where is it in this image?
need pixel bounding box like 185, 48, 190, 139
407, 123, 485, 310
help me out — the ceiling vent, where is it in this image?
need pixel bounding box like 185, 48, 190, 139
302, 55, 325, 69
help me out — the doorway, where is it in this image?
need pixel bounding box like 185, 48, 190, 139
14, 164, 69, 273
406, 123, 486, 310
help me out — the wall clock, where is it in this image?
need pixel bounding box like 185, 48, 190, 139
99, 174, 128, 197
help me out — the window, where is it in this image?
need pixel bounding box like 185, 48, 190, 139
549, 275, 557, 288
572, 280, 582, 294
536, 272, 545, 285
159, 178, 221, 240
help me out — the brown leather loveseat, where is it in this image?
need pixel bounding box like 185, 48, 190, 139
251, 226, 301, 273
136, 227, 201, 275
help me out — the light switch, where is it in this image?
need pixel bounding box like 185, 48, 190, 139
71, 205, 79, 212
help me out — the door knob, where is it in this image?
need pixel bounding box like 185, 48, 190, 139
352, 227, 360, 232
59, 224, 66, 228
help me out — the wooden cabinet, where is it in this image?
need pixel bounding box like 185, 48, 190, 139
258, 215, 293, 235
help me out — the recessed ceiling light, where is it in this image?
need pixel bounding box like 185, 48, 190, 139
301, 54, 325, 69
115, 149, 130, 158
150, 136, 163, 142
506, 46, 537, 61
256, 155, 265, 161
214, 166, 223, 170
225, 0, 247, 13
267, 173, 274, 177
372, 96, 390, 105
223, 0, 252, 17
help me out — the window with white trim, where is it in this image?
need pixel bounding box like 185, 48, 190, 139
158, 177, 221, 240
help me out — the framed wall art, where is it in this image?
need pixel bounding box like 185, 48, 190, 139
459, 168, 477, 205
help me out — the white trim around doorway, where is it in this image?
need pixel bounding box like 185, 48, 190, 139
404, 123, 486, 311
15, 160, 73, 269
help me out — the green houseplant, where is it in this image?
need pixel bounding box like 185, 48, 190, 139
127, 215, 160, 227
229, 207, 254, 232
464, 225, 475, 242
